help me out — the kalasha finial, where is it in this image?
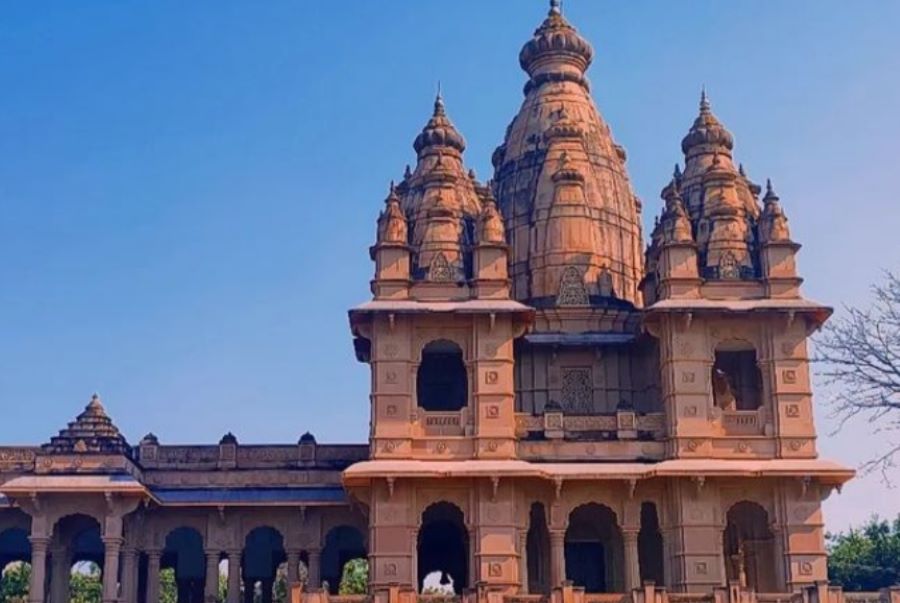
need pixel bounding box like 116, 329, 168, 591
700, 86, 711, 113
673, 163, 683, 181
434, 82, 445, 116
550, 0, 562, 16
739, 163, 747, 177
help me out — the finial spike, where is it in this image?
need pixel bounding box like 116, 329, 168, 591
766, 178, 774, 195
673, 163, 682, 180
550, 0, 562, 15
700, 85, 710, 113
434, 82, 445, 116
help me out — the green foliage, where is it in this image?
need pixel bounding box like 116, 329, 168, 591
338, 558, 368, 595
159, 567, 178, 603
827, 515, 900, 591
0, 562, 30, 603
69, 562, 102, 603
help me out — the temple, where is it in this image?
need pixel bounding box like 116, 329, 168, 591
0, 3, 860, 603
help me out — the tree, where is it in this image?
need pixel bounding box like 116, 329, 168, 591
827, 515, 900, 591
69, 562, 102, 603
816, 271, 900, 476
0, 562, 30, 603
338, 558, 368, 595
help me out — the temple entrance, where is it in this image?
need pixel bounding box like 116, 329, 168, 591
526, 503, 551, 594
565, 504, 624, 593
724, 501, 778, 592
322, 526, 366, 594
417, 502, 468, 594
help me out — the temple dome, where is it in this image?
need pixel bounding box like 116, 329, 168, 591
493, 1, 644, 307
519, 0, 593, 87
413, 92, 466, 157
681, 89, 735, 156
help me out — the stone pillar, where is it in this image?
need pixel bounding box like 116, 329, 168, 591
623, 529, 641, 592
226, 550, 242, 603
205, 552, 221, 603
28, 537, 49, 603
549, 530, 565, 589
120, 548, 138, 603
49, 547, 70, 603
286, 550, 301, 585
146, 550, 162, 603
103, 537, 123, 603
307, 549, 322, 590
518, 530, 528, 593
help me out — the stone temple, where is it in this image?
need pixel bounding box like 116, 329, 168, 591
0, 3, 859, 603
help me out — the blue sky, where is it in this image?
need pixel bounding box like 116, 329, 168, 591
1, 1, 898, 529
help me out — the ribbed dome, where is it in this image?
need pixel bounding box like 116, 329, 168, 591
493, 2, 644, 307
681, 89, 734, 155
413, 92, 466, 157
519, 0, 593, 90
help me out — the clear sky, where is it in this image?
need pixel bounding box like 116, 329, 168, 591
1, 1, 898, 531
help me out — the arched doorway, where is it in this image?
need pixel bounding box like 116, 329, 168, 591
417, 502, 468, 594
163, 527, 206, 603
638, 502, 664, 586
565, 504, 624, 593
243, 526, 286, 603
321, 526, 366, 594
724, 502, 777, 591
52, 514, 104, 601
526, 503, 550, 594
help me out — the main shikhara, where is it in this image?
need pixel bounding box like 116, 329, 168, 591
0, 3, 856, 603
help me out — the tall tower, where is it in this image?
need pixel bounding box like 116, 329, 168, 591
347, 94, 533, 593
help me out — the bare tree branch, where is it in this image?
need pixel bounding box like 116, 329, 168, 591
814, 271, 900, 482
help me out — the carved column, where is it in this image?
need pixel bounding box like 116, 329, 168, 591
549, 530, 565, 589
286, 550, 301, 585
226, 550, 242, 603
103, 537, 123, 603
49, 546, 70, 603
28, 536, 49, 603
120, 548, 138, 603
146, 550, 162, 603
307, 549, 322, 590
623, 529, 641, 592
518, 530, 528, 593
205, 551, 221, 602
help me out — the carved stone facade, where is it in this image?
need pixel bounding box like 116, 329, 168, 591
1, 3, 853, 603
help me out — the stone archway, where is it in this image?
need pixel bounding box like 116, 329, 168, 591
417, 502, 469, 594
0, 524, 32, 603
724, 501, 777, 592
163, 527, 206, 603
321, 525, 366, 594
565, 503, 624, 593
243, 526, 286, 603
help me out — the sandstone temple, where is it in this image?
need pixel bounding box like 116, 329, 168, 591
0, 3, 869, 603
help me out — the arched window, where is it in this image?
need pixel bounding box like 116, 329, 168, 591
164, 527, 206, 603
724, 501, 777, 591
417, 340, 467, 412
712, 342, 763, 410
418, 502, 469, 594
